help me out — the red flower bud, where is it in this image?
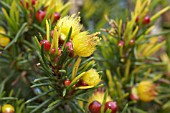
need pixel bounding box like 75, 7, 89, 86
36, 10, 46, 22
65, 41, 74, 57
20, 0, 36, 8
58, 47, 62, 56
51, 30, 54, 37
130, 93, 139, 101
136, 16, 140, 23
20, 0, 29, 8
50, 48, 56, 55
118, 40, 125, 47
40, 40, 51, 51
142, 16, 150, 25
104, 101, 117, 113
89, 100, 101, 113
53, 12, 60, 22
50, 29, 59, 38
77, 79, 88, 86
31, 0, 36, 5
64, 79, 71, 87
129, 39, 135, 46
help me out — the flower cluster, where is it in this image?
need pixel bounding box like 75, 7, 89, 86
36, 14, 101, 93
27, 13, 101, 112
38, 14, 100, 65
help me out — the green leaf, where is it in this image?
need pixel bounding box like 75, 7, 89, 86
41, 44, 48, 66
33, 36, 41, 50
46, 20, 50, 42
66, 72, 85, 91
42, 100, 62, 113
33, 24, 46, 34
4, 23, 28, 50
48, 99, 61, 108
33, 77, 52, 83
0, 32, 12, 39
132, 108, 147, 113
72, 57, 82, 79
23, 40, 36, 50
62, 88, 66, 97
105, 109, 112, 113
163, 101, 170, 109
101, 90, 108, 113
25, 89, 54, 104
0, 1, 11, 9
144, 30, 170, 38
30, 95, 56, 113
71, 100, 85, 113
31, 83, 53, 88
0, 97, 18, 100
122, 104, 128, 113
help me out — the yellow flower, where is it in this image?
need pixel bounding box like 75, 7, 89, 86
137, 81, 157, 102
82, 69, 100, 86
55, 14, 100, 57
44, 0, 64, 12
0, 27, 10, 47
72, 32, 100, 57
56, 14, 82, 40
88, 91, 112, 107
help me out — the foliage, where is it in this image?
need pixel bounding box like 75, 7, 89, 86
95, 0, 170, 112
0, 0, 170, 113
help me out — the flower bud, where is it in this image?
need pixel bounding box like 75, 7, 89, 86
77, 79, 88, 86
137, 81, 157, 102
89, 100, 101, 113
117, 40, 125, 47
50, 48, 56, 55
65, 41, 74, 57
135, 16, 140, 23
36, 10, 46, 22
130, 87, 139, 101
64, 79, 71, 87
104, 101, 117, 113
88, 90, 112, 112
0, 27, 10, 47
20, 0, 36, 8
40, 40, 51, 51
129, 39, 135, 46
2, 104, 15, 113
31, 0, 36, 5
53, 12, 60, 22
82, 69, 100, 86
142, 16, 150, 25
